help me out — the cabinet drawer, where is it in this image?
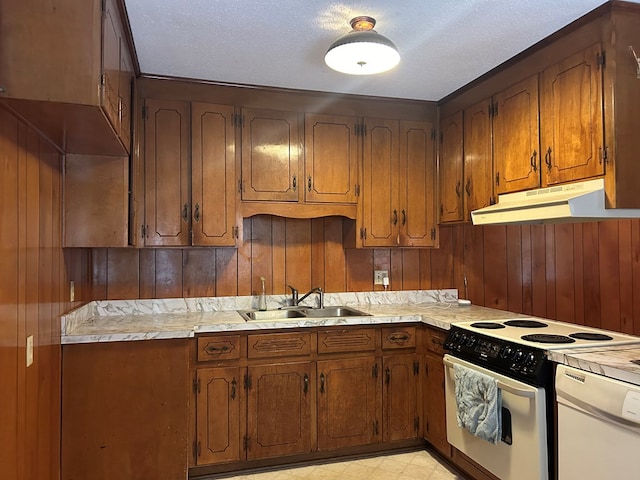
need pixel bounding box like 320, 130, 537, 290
381, 326, 416, 350
318, 328, 376, 354
425, 327, 448, 355
197, 335, 241, 362
247, 332, 312, 359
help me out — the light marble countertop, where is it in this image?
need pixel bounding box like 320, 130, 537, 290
61, 289, 531, 344
548, 345, 640, 387
60, 289, 640, 387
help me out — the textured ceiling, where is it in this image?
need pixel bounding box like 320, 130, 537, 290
123, 0, 622, 101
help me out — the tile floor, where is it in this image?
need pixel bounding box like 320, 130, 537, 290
216, 450, 469, 480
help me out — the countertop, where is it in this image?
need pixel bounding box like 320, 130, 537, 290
61, 289, 530, 344
547, 345, 640, 387
60, 289, 640, 387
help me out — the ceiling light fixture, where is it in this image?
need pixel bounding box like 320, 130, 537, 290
324, 16, 400, 75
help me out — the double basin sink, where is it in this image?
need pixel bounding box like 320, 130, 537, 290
238, 306, 371, 322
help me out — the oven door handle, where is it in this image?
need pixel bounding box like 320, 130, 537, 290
443, 358, 535, 399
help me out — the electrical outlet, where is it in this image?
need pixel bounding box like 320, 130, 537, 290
70, 281, 75, 302
26, 335, 34, 367
374, 270, 388, 285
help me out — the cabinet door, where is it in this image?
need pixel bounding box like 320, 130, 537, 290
246, 362, 313, 459
439, 112, 464, 223
143, 98, 190, 246
304, 113, 359, 204
240, 108, 301, 202
118, 35, 134, 151
102, 0, 121, 134
383, 354, 419, 442
361, 118, 399, 246
493, 75, 540, 194
196, 367, 242, 465
540, 43, 604, 185
464, 100, 494, 218
399, 120, 437, 246
191, 102, 237, 246
424, 354, 451, 457
317, 357, 379, 450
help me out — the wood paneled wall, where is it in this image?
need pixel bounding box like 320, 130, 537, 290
0, 105, 90, 480
90, 217, 463, 300
466, 221, 640, 335
95, 218, 640, 335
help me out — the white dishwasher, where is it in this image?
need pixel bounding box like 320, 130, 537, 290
555, 364, 640, 480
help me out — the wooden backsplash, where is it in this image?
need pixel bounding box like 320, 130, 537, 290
91, 216, 640, 335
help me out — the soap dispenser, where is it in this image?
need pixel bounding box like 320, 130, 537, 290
258, 276, 267, 311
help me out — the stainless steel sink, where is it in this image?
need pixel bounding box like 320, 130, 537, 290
238, 306, 370, 322
301, 306, 370, 318
239, 309, 307, 321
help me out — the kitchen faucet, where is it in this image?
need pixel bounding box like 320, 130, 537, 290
287, 285, 298, 306
296, 287, 323, 309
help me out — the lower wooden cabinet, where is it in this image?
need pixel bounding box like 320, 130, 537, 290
193, 325, 424, 472
317, 357, 379, 450
246, 362, 314, 459
383, 354, 420, 442
62, 339, 190, 480
423, 327, 452, 457
195, 366, 242, 465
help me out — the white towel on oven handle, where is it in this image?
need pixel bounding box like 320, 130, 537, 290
453, 363, 502, 444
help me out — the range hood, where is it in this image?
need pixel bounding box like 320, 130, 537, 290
471, 178, 640, 225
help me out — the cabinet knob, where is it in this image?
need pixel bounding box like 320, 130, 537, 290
401, 209, 406, 226
193, 203, 201, 223
393, 209, 398, 226
531, 150, 538, 172
308, 176, 312, 192
545, 147, 552, 170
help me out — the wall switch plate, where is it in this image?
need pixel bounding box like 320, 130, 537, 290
26, 335, 34, 367
374, 270, 389, 285
70, 281, 75, 302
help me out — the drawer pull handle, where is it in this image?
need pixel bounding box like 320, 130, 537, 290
320, 373, 325, 393
385, 367, 391, 386
303, 373, 309, 395
389, 333, 410, 342
230, 378, 237, 400
205, 344, 229, 354
431, 338, 443, 347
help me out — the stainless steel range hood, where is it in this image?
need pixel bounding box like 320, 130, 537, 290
471, 178, 640, 225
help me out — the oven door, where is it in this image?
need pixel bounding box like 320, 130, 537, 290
443, 354, 549, 480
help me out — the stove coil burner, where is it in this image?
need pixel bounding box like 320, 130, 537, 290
470, 322, 506, 329
568, 332, 613, 341
504, 320, 548, 328
521, 334, 576, 344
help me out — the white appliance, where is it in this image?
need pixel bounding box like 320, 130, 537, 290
556, 365, 640, 480
471, 178, 640, 225
444, 355, 549, 480
443, 318, 640, 480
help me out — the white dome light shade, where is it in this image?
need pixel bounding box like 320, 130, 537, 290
324, 17, 400, 75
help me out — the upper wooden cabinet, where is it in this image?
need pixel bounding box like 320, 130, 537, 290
439, 112, 465, 223
360, 118, 437, 247
0, 0, 133, 155
463, 101, 494, 216
540, 44, 604, 186
143, 99, 238, 247
493, 75, 541, 194
240, 108, 301, 202
191, 102, 238, 246
304, 113, 360, 204
439, 3, 640, 212
64, 154, 129, 247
